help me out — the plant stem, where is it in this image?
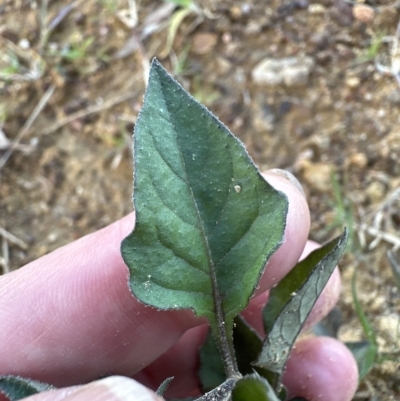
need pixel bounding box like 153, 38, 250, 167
209, 264, 240, 378
215, 316, 241, 379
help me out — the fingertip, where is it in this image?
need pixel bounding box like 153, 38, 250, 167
283, 337, 358, 401
258, 171, 311, 290
24, 376, 162, 401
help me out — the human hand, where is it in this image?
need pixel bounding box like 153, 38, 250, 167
0, 170, 358, 401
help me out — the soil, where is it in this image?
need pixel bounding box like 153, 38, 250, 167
0, 0, 399, 399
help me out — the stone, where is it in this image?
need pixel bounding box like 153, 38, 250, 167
192, 33, 217, 55
352, 4, 375, 23
252, 56, 314, 87
348, 152, 368, 168
301, 160, 333, 192
366, 181, 386, 203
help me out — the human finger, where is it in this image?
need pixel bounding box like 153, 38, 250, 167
283, 337, 358, 401
0, 170, 309, 388
22, 376, 161, 401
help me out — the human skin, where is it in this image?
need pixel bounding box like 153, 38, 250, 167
0, 171, 358, 401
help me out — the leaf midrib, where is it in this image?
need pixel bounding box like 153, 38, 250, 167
156, 81, 239, 375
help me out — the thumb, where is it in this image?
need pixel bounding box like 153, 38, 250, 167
23, 376, 162, 401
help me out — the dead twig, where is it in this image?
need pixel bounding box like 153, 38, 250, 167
375, 19, 400, 88
0, 84, 56, 171
1, 236, 9, 274
0, 227, 28, 250
358, 223, 400, 250
387, 250, 400, 290
41, 91, 137, 136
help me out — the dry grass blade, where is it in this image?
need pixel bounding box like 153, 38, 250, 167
358, 223, 400, 250
387, 251, 400, 290
0, 227, 28, 250
41, 91, 137, 137
0, 227, 28, 274
0, 84, 56, 170
1, 237, 9, 274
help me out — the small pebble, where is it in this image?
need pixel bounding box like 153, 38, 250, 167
252, 57, 314, 87
345, 76, 361, 88
353, 4, 375, 23
192, 33, 217, 55
301, 160, 334, 192
349, 152, 368, 168
308, 4, 326, 14
18, 38, 30, 49
366, 181, 385, 203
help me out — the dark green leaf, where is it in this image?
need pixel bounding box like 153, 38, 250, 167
198, 329, 226, 392
233, 315, 264, 376
156, 376, 174, 396
345, 341, 377, 381
256, 229, 348, 388
197, 378, 237, 401
232, 374, 280, 401
121, 59, 288, 371
0, 375, 55, 401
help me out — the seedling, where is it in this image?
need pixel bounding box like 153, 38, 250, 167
160, 0, 203, 57
0, 60, 348, 401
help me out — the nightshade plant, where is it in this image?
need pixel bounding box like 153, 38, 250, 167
0, 60, 348, 401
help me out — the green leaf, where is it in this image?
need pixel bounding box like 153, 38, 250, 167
156, 376, 174, 397
198, 329, 226, 392
197, 378, 237, 401
256, 229, 348, 388
121, 59, 288, 375
0, 375, 55, 401
345, 341, 377, 381
232, 374, 280, 401
233, 315, 264, 376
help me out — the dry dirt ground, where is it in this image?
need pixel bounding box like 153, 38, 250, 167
0, 0, 400, 399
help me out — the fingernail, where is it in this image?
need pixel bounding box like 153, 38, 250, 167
26, 376, 161, 401
269, 169, 306, 197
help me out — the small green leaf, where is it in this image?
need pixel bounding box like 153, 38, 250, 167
0, 375, 55, 401
121, 59, 288, 375
233, 315, 264, 376
232, 374, 280, 401
199, 329, 226, 392
345, 341, 377, 381
197, 378, 237, 401
156, 376, 174, 396
256, 229, 348, 388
